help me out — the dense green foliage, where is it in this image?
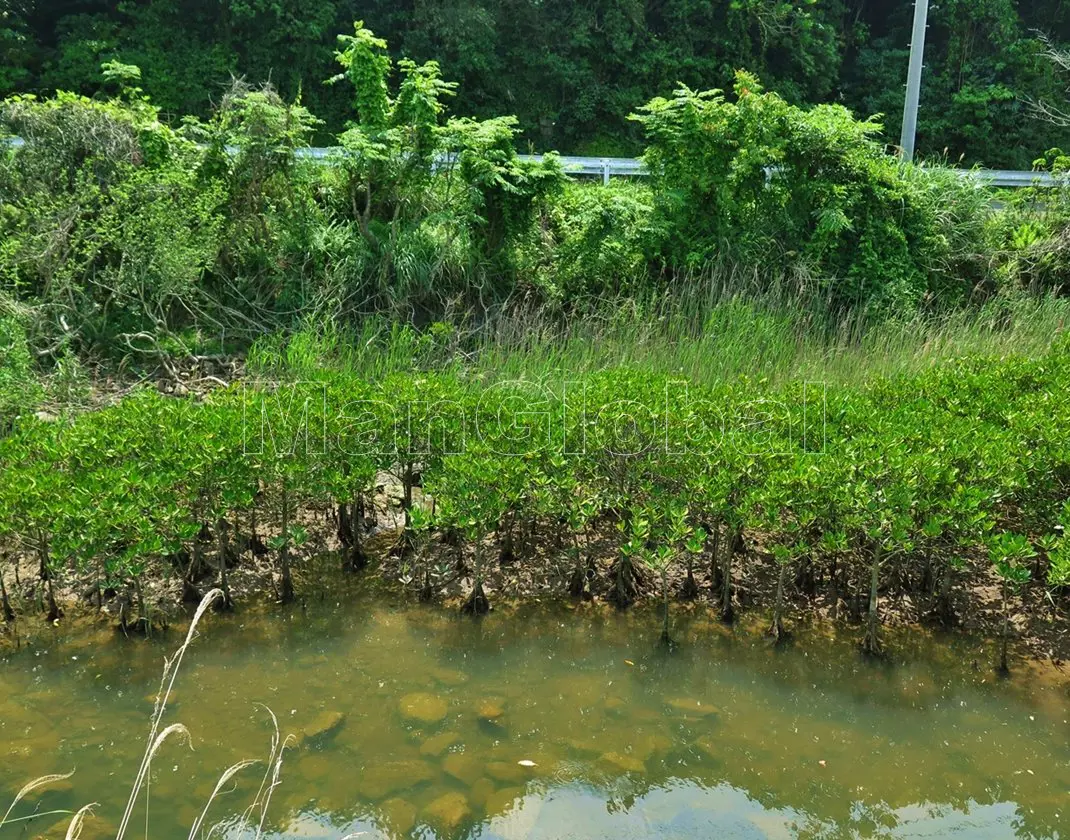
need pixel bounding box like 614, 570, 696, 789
0, 26, 562, 358
4, 21, 1069, 372
2, 333, 1069, 661
4, 1, 1069, 167
631, 72, 992, 310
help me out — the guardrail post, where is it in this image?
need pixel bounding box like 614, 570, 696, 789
602, 160, 610, 186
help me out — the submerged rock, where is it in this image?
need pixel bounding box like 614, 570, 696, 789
297, 753, 333, 782
420, 730, 460, 757
399, 692, 449, 724
599, 751, 646, 774
564, 736, 603, 757
630, 732, 672, 761
485, 760, 528, 784
603, 696, 628, 715
298, 710, 346, 747
442, 752, 483, 786
483, 786, 525, 817
664, 697, 719, 718
424, 791, 471, 831
693, 734, 723, 763
475, 697, 506, 721
430, 666, 470, 686
379, 797, 417, 835
468, 776, 496, 809
355, 760, 435, 801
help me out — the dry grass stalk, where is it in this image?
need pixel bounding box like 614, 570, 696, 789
116, 588, 222, 840
0, 771, 75, 828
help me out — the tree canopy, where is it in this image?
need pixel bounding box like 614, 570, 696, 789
3, 0, 1068, 168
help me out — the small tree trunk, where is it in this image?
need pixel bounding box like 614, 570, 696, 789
931, 561, 957, 625
402, 463, 414, 517
279, 486, 295, 604
828, 556, 840, 620
679, 554, 699, 600
342, 491, 368, 573
567, 533, 586, 597
770, 561, 789, 643
861, 544, 883, 656
998, 581, 1010, 675
135, 576, 148, 635
216, 519, 234, 610
0, 561, 14, 622
660, 568, 672, 645
721, 529, 739, 624
39, 543, 62, 622
709, 522, 722, 597
461, 541, 490, 616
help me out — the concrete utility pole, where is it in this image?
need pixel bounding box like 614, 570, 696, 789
900, 0, 930, 162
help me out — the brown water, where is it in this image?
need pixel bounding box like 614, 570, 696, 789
1, 592, 1069, 839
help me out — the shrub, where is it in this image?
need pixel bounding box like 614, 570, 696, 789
630, 72, 992, 313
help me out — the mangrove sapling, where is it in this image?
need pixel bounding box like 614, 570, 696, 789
566, 498, 598, 598
860, 541, 884, 657
649, 542, 676, 647
989, 532, 1035, 675
36, 535, 62, 622
611, 513, 646, 609
769, 545, 796, 644
708, 520, 723, 597
720, 526, 743, 624
461, 527, 491, 616
680, 526, 706, 600
215, 518, 234, 610
399, 506, 436, 599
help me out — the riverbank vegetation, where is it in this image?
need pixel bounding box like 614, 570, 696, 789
3, 320, 1070, 669
2, 23, 1070, 670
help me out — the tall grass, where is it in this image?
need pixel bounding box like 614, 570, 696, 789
248, 276, 1070, 388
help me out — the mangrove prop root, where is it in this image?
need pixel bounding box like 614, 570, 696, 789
461, 581, 490, 616
609, 555, 645, 609
679, 564, 699, 600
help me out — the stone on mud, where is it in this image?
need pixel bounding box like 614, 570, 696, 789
468, 776, 496, 809
430, 666, 470, 686
483, 786, 525, 817
485, 760, 528, 784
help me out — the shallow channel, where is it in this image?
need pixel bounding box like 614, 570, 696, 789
1, 594, 1068, 839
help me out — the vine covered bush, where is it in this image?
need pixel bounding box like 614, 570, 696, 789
631, 72, 993, 312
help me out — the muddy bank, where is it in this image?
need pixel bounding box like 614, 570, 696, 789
3, 493, 1068, 674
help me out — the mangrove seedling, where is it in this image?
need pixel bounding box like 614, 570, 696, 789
989, 531, 1034, 675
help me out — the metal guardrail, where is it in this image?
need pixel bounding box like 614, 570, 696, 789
3, 137, 1063, 188
265, 149, 1070, 189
